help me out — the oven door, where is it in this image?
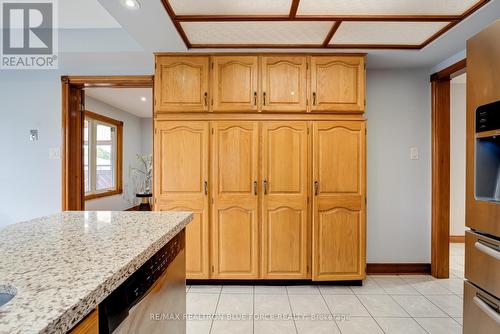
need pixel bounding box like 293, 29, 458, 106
113, 250, 186, 334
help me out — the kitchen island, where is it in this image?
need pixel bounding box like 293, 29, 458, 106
0, 211, 192, 334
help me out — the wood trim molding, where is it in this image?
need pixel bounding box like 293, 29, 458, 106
450, 235, 465, 243
83, 111, 123, 202
61, 76, 154, 211
125, 205, 141, 211
366, 263, 431, 275
431, 59, 466, 81
323, 22, 341, 47
160, 0, 490, 49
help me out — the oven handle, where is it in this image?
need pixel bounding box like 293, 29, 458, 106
473, 295, 500, 325
474, 240, 500, 260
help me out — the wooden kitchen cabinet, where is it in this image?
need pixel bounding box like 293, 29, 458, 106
211, 121, 260, 279
261, 121, 309, 279
312, 121, 366, 280
154, 121, 210, 279
69, 308, 98, 334
155, 56, 209, 112
310, 56, 365, 113
261, 56, 308, 112
211, 56, 259, 112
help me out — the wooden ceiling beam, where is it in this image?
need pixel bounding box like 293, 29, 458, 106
322, 22, 342, 47
289, 0, 300, 19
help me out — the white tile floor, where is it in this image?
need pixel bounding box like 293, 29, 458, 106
186, 243, 465, 334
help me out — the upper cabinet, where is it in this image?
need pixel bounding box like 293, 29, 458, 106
211, 56, 259, 112
155, 56, 209, 112
261, 56, 307, 112
154, 54, 366, 114
310, 56, 365, 113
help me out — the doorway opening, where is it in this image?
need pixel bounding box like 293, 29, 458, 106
430, 59, 466, 278
61, 76, 154, 211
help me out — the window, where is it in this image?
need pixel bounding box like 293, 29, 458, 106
84, 111, 123, 200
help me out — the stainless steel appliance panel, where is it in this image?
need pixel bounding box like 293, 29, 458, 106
463, 281, 500, 334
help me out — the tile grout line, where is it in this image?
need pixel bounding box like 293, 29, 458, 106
285, 286, 299, 334
318, 286, 346, 334
388, 294, 431, 334
351, 281, 386, 334
208, 286, 223, 334
252, 285, 255, 334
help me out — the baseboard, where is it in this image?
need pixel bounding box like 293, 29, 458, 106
366, 263, 431, 275
450, 235, 465, 243
125, 205, 140, 211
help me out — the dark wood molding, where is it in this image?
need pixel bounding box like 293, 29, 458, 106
431, 59, 467, 81
429, 58, 467, 278
450, 235, 465, 243
366, 263, 431, 275
289, 0, 300, 19
61, 76, 154, 211
125, 205, 141, 211
161, 0, 490, 50
322, 22, 341, 47
431, 78, 451, 279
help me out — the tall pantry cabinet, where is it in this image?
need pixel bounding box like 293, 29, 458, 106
154, 54, 366, 282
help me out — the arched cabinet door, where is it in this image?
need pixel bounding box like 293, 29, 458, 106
310, 56, 365, 113
155, 56, 209, 112
154, 121, 210, 278
211, 121, 260, 278
261, 122, 309, 279
211, 56, 258, 112
261, 56, 308, 112
312, 121, 366, 281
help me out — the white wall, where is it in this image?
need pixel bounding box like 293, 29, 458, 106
450, 80, 467, 236
366, 68, 432, 263
84, 96, 152, 211
141, 118, 153, 156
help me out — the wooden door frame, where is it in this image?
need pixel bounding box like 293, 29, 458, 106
61, 76, 154, 211
430, 59, 466, 278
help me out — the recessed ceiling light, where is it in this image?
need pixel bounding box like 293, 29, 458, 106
122, 0, 140, 10
140, 97, 147, 102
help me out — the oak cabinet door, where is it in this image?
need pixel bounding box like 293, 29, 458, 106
312, 121, 366, 280
211, 56, 259, 112
155, 56, 209, 112
261, 56, 307, 112
310, 56, 365, 113
154, 121, 210, 278
261, 122, 309, 279
211, 121, 260, 278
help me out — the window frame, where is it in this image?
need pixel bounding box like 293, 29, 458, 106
84, 110, 123, 200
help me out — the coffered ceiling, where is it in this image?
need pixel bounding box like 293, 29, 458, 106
161, 0, 489, 49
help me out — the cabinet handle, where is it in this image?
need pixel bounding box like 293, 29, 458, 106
313, 92, 317, 106
314, 181, 319, 196
263, 180, 268, 195
254, 181, 258, 195
473, 295, 500, 325
204, 92, 208, 106
254, 92, 257, 106
204, 181, 208, 195
263, 92, 266, 106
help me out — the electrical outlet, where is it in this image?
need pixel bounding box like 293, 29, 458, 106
49, 147, 60, 160
410, 147, 419, 160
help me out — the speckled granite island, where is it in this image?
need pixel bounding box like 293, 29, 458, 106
0, 211, 193, 334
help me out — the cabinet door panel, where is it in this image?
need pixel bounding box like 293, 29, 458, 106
212, 121, 259, 278
261, 57, 307, 112
154, 121, 210, 278
262, 122, 309, 278
311, 56, 365, 112
212, 56, 258, 112
155, 57, 209, 112
312, 121, 366, 281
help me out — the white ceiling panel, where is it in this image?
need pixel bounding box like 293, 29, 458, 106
298, 0, 480, 16
85, 88, 153, 118
169, 0, 292, 16
330, 21, 450, 46
182, 21, 334, 45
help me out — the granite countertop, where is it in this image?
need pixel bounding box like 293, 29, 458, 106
0, 211, 192, 334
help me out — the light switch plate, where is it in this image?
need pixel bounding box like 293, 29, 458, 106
30, 129, 38, 141
410, 147, 419, 160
